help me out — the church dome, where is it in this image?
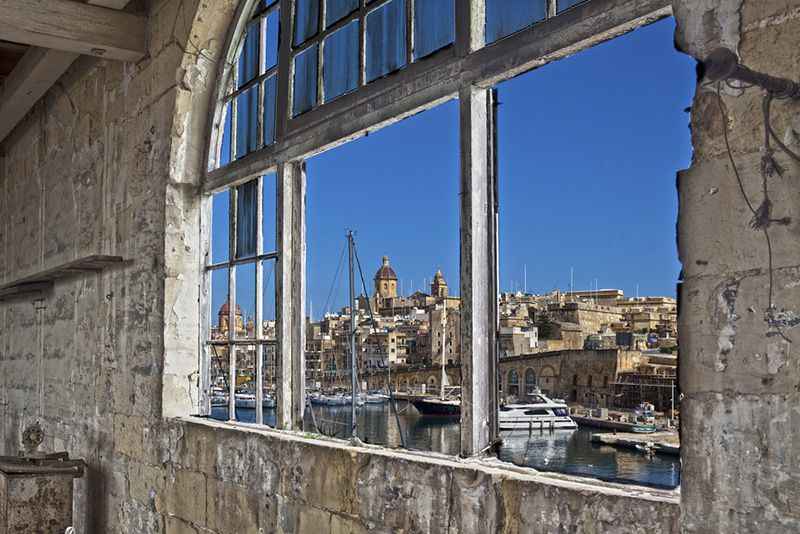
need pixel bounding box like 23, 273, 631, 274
218, 301, 243, 316
433, 270, 446, 283
375, 256, 397, 281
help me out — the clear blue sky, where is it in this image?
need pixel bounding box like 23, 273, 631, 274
212, 17, 695, 323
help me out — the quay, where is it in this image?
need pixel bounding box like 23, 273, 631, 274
571, 415, 644, 431
591, 432, 680, 456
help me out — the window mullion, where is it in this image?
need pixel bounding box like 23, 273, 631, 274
228, 187, 238, 422
405, 0, 414, 65
456, 0, 484, 57
199, 194, 213, 415
255, 176, 265, 425
275, 0, 293, 143
458, 84, 497, 456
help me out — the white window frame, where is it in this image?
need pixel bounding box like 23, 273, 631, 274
200, 0, 673, 455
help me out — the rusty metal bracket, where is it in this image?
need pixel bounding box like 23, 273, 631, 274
702, 47, 800, 99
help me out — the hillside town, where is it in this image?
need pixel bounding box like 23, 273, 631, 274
209, 255, 678, 413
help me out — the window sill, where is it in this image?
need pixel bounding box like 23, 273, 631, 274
175, 415, 680, 503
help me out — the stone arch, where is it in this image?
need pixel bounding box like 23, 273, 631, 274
508, 369, 519, 397
524, 368, 537, 396
162, 0, 250, 418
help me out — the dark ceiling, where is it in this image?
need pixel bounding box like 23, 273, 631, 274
0, 40, 29, 84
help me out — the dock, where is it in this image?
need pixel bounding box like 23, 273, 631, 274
572, 415, 642, 432
590, 431, 680, 456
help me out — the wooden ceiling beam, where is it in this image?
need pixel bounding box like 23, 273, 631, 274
0, 0, 134, 144
0, 0, 145, 61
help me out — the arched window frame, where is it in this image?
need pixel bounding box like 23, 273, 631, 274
196, 0, 677, 458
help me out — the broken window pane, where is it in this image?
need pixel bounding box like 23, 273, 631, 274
485, 0, 546, 44
366, 0, 407, 83
263, 75, 277, 145
235, 262, 257, 338
293, 44, 319, 116
235, 85, 259, 158
323, 20, 359, 102
236, 180, 258, 258
558, 0, 585, 12
211, 190, 230, 263
219, 101, 232, 167
326, 0, 358, 27
413, 0, 455, 60
294, 0, 320, 47
238, 21, 260, 88
264, 9, 280, 71
210, 268, 230, 340
262, 259, 277, 339
262, 173, 277, 253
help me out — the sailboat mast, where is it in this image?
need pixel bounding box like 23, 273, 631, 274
348, 231, 358, 439
440, 301, 446, 400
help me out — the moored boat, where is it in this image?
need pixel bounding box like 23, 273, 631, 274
499, 391, 577, 431
410, 397, 461, 416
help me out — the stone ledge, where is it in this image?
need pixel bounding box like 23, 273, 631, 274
175, 416, 680, 503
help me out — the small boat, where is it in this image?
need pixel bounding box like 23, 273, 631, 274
632, 402, 657, 433
211, 391, 275, 409
363, 393, 390, 404
499, 392, 577, 431
410, 397, 460, 416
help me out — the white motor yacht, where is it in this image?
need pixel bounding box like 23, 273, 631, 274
499, 391, 577, 431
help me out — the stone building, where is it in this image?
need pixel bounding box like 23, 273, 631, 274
499, 349, 644, 406
0, 1, 797, 533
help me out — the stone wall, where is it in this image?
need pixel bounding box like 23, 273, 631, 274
675, 0, 800, 531
0, 0, 797, 532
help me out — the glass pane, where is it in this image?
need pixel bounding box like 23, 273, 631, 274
262, 259, 277, 339
264, 0, 278, 6
236, 180, 258, 258
558, 0, 585, 12
237, 22, 260, 88
264, 9, 280, 71
210, 268, 229, 340
413, 0, 455, 60
262, 173, 277, 253
326, 0, 358, 27
263, 75, 277, 145
233, 345, 257, 422
262, 344, 278, 426
235, 262, 257, 339
294, 0, 320, 46
211, 190, 229, 264
323, 20, 359, 102
366, 0, 407, 82
293, 44, 319, 116
219, 101, 232, 167
209, 344, 231, 420
235, 85, 259, 159
485, 0, 547, 44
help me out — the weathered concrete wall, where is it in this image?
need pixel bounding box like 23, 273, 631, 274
163, 419, 679, 534
675, 0, 800, 532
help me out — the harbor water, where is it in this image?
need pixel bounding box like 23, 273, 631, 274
210, 401, 680, 489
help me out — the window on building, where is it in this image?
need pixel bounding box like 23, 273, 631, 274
210, 1, 280, 169
205, 174, 278, 426
303, 99, 460, 453
201, 0, 686, 491
494, 18, 690, 487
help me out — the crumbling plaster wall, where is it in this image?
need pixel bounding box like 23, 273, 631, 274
675, 0, 800, 532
